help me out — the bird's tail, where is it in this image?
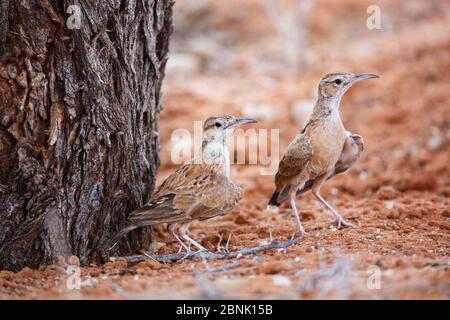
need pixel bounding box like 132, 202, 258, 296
109, 225, 138, 250
268, 186, 291, 208
268, 190, 281, 207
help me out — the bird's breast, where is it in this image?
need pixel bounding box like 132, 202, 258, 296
307, 119, 346, 177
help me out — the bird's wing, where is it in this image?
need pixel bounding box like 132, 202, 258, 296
274, 135, 313, 189
128, 164, 242, 226
150, 163, 193, 199
191, 179, 243, 220
295, 131, 364, 196
333, 132, 364, 175
128, 193, 189, 225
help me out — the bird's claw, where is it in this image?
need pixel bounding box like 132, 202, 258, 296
195, 248, 210, 254
180, 251, 194, 261
296, 228, 308, 238
332, 217, 356, 229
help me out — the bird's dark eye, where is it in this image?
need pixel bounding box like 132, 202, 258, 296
215, 122, 222, 128
334, 79, 342, 85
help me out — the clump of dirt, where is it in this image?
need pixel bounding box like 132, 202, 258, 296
1, 0, 449, 299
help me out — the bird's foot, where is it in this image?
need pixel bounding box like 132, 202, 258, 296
178, 244, 193, 254
180, 250, 195, 261
195, 249, 210, 257
181, 234, 208, 252
295, 227, 308, 238
189, 243, 209, 254
331, 217, 357, 229
193, 246, 209, 254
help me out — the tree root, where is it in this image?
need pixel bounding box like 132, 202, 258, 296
113, 236, 302, 264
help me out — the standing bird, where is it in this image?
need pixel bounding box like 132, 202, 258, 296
110, 115, 256, 251
268, 72, 378, 236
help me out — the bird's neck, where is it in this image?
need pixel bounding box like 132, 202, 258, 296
194, 138, 230, 177
310, 95, 342, 121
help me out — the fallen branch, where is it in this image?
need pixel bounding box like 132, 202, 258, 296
114, 237, 302, 264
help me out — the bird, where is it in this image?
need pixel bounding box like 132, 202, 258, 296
268, 72, 378, 236
110, 115, 256, 252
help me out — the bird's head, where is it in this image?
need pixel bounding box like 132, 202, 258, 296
202, 115, 256, 142
318, 72, 379, 99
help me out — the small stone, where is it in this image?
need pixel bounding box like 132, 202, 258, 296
272, 275, 292, 287
427, 127, 442, 150
384, 201, 395, 210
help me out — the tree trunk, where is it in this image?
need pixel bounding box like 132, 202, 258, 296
0, 0, 173, 271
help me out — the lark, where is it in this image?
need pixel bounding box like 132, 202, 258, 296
268, 72, 379, 236
110, 115, 256, 251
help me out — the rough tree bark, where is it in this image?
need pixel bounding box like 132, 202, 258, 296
0, 0, 173, 271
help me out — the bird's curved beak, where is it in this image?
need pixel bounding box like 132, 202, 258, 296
351, 73, 380, 83
226, 118, 257, 128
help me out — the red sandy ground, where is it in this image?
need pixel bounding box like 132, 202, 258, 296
1, 0, 449, 299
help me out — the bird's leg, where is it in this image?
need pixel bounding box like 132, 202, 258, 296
312, 190, 356, 228
290, 197, 307, 237
181, 233, 208, 252
172, 231, 191, 252
168, 224, 191, 253
178, 224, 208, 252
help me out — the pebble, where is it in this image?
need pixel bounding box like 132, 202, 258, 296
427, 127, 442, 150
272, 275, 292, 287
385, 201, 395, 210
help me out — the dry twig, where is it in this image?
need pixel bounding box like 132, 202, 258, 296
115, 237, 302, 264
